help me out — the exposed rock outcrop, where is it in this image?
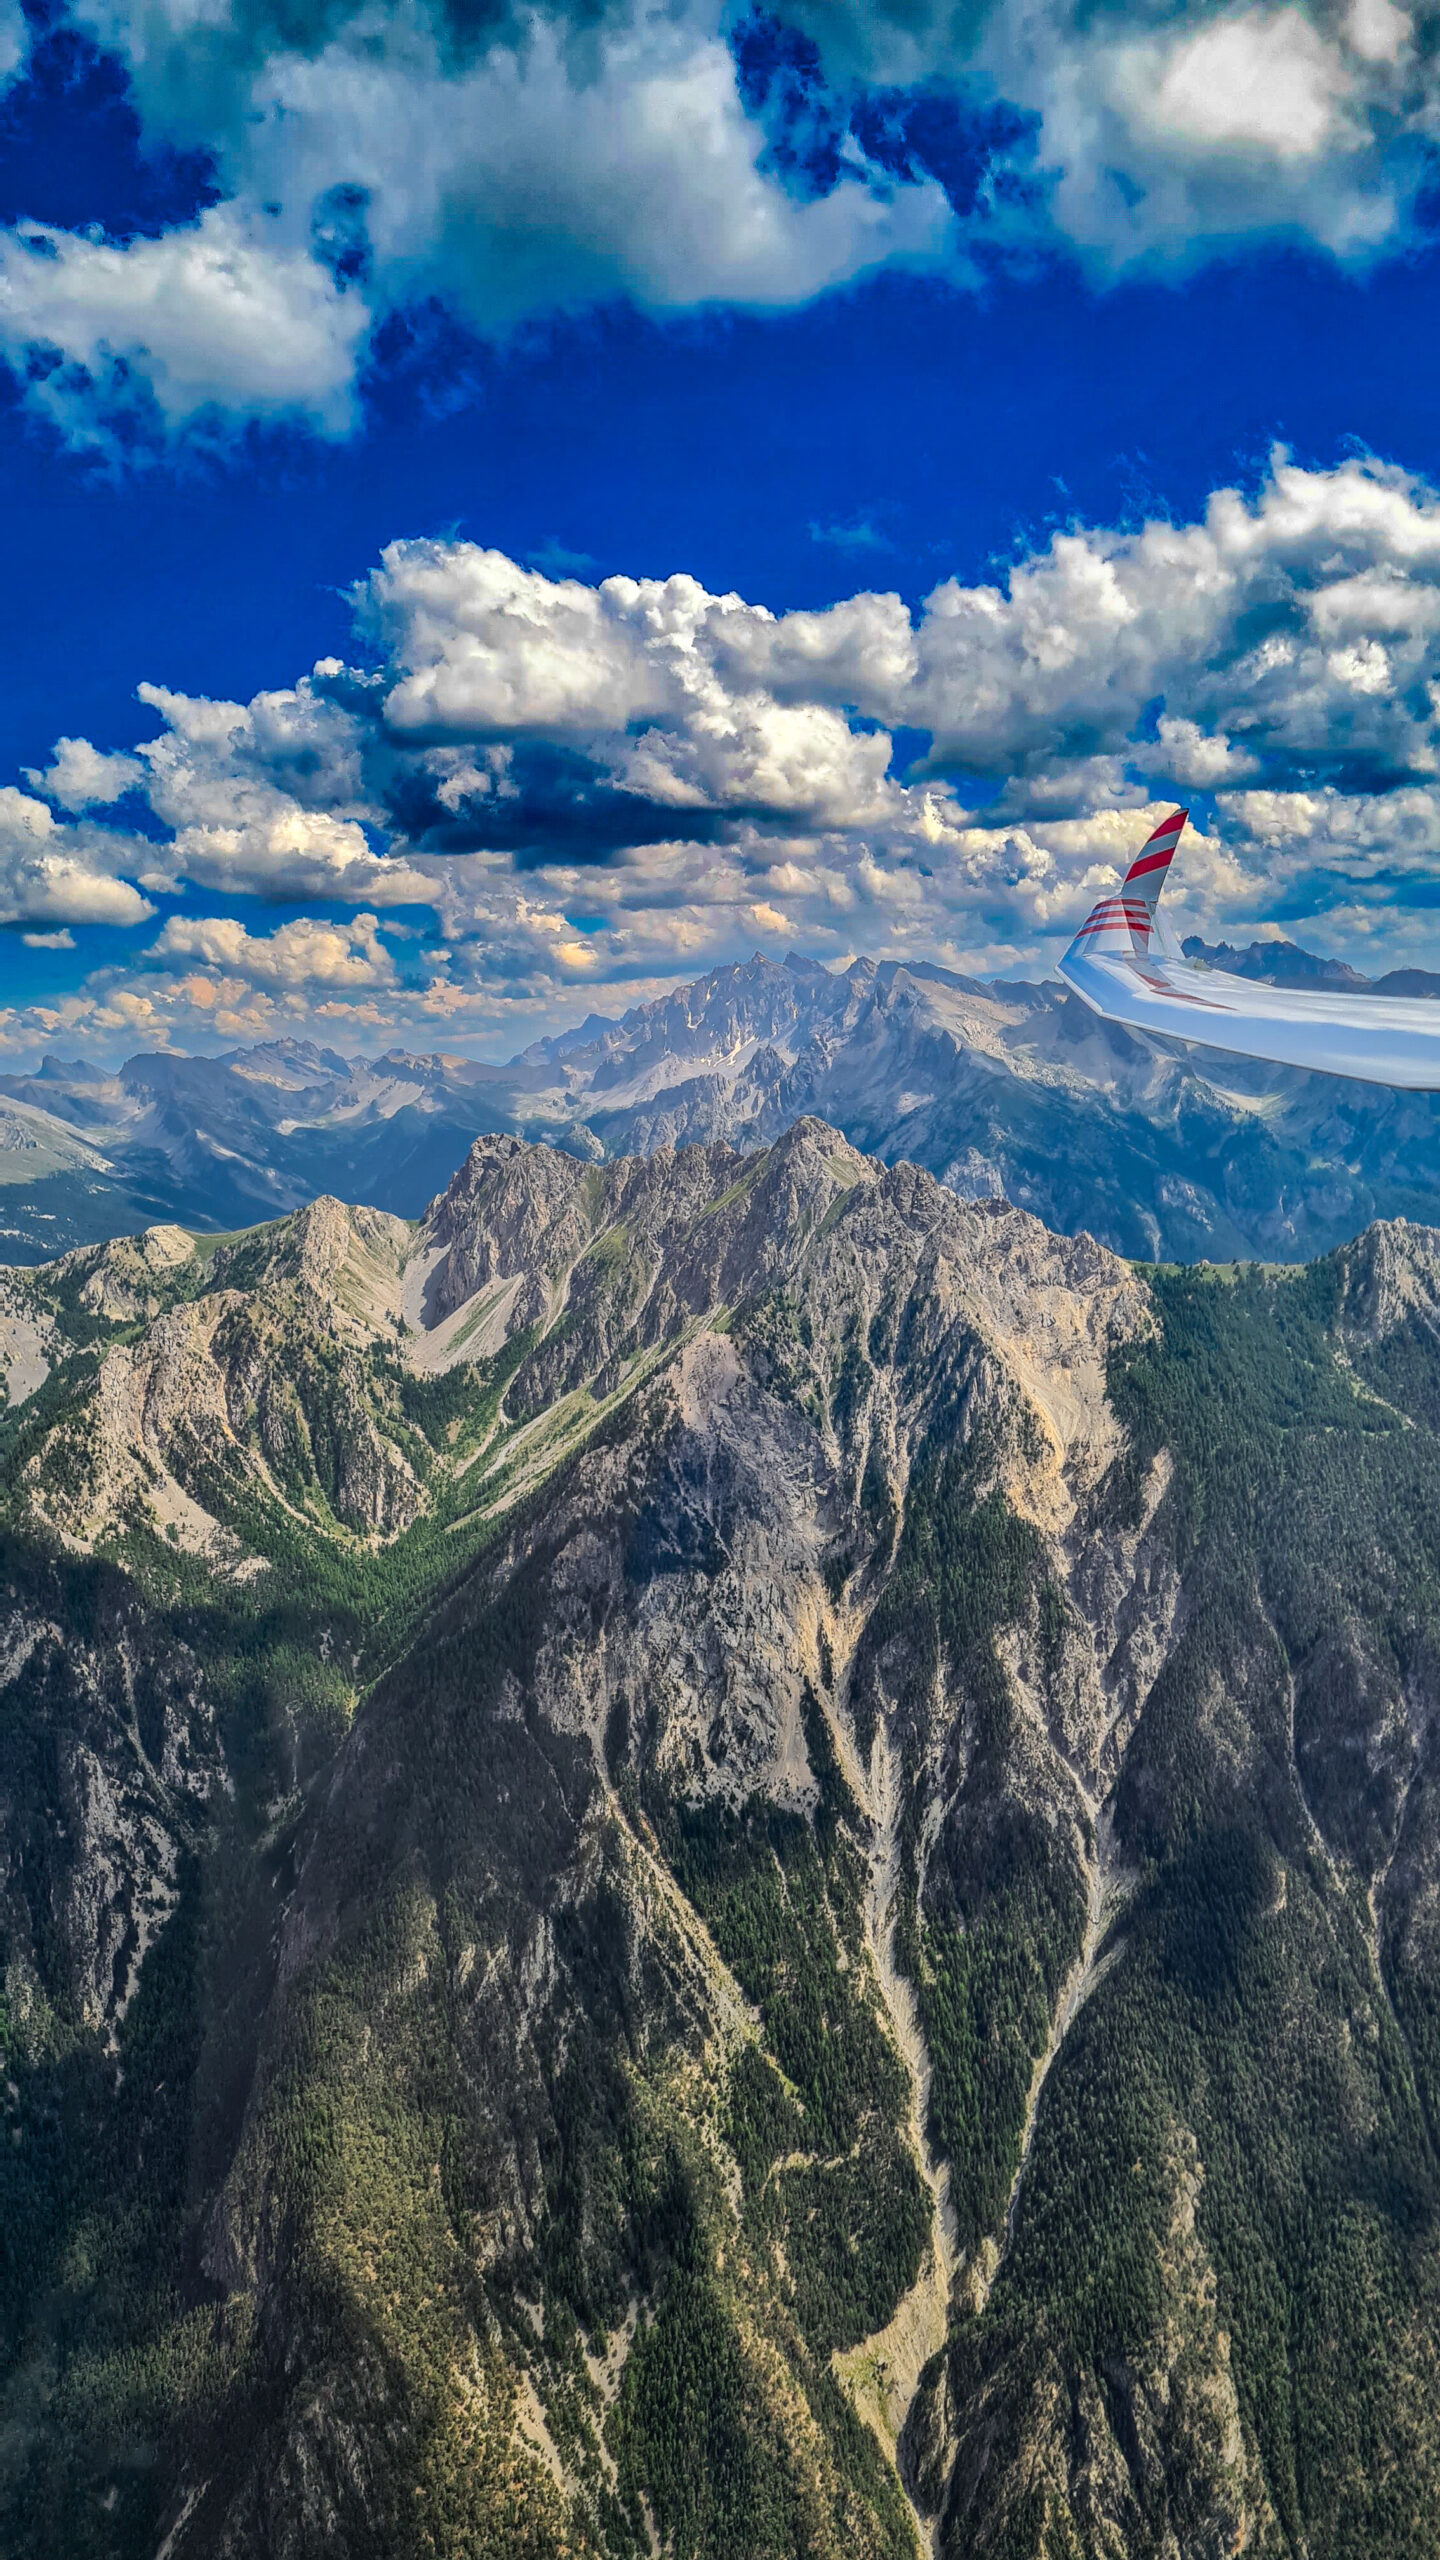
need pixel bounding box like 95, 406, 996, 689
6, 1143, 1440, 2560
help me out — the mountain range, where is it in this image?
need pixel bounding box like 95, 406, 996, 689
7, 1123, 1440, 2554
7, 939, 1440, 1267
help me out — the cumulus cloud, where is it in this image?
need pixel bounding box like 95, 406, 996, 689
254, 10, 952, 331
364, 541, 926, 744
0, 785, 154, 924
28, 736, 144, 810
0, 202, 369, 447
362, 543, 923, 830
153, 908, 396, 984
771, 0, 1435, 269
898, 450, 1440, 802
0, 0, 1426, 442
129, 673, 433, 901
18, 448, 1440, 1059
364, 452, 1440, 841
993, 3, 1407, 272
324, 451, 1440, 973
2, 911, 408, 1059
0, 0, 954, 445
24, 673, 435, 910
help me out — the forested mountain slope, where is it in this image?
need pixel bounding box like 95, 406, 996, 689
5, 1127, 1440, 2556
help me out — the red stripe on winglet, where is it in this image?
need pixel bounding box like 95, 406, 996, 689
1125, 845, 1176, 882
1076, 913, 1152, 937
1143, 809, 1188, 844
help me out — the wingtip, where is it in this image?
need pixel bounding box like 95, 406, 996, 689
1144, 806, 1189, 843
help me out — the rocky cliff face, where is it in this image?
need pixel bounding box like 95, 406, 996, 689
5, 1130, 1440, 2558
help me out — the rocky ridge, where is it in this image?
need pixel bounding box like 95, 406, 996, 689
9, 946, 1440, 1265
4, 1133, 1440, 2556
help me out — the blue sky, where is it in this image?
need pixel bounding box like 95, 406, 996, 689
7, 0, 1440, 1063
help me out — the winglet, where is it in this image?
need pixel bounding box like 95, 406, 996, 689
1121, 808, 1188, 928
1063, 808, 1188, 964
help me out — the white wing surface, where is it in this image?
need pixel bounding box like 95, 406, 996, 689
1057, 811, 1440, 1090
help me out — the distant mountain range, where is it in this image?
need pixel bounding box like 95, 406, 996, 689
5, 939, 1440, 1263
1179, 933, 1440, 996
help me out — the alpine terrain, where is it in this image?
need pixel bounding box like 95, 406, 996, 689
5, 1122, 1440, 2556
8, 945, 1440, 1266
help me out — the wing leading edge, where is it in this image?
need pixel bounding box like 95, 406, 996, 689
1058, 811, 1440, 1090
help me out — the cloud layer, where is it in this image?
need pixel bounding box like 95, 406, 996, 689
13, 448, 1440, 1058
0, 0, 1436, 441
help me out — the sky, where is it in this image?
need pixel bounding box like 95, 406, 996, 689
8, 0, 1440, 1063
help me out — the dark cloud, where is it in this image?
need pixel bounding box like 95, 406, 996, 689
766, 0, 1234, 87
107, 0, 636, 128
384, 742, 745, 864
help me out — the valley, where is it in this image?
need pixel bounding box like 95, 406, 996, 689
8, 945, 1440, 1269
4, 1126, 1440, 2554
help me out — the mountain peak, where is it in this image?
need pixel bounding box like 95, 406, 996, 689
1336, 1215, 1440, 1341
7, 936, 1440, 1272
1180, 934, 1373, 991
12, 1140, 1440, 2554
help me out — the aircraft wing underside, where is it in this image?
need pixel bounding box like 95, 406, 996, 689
1057, 809, 1440, 1090
1059, 944, 1440, 1088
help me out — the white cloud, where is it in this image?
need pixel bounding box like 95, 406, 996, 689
153, 909, 396, 985
777, 0, 1430, 270
1143, 718, 1261, 791
617, 697, 895, 819
0, 0, 952, 445
0, 203, 370, 448
19, 449, 1440, 1059
309, 455, 1440, 973
903, 450, 1440, 791
365, 544, 916, 824
1147, 11, 1347, 162
369, 547, 679, 737
365, 453, 1440, 845
990, 1, 1414, 271
367, 543, 928, 744
1348, 0, 1411, 68
0, 0, 1423, 444
28, 736, 145, 810
1216, 779, 1440, 892
258, 10, 949, 331
0, 786, 154, 925
133, 673, 434, 902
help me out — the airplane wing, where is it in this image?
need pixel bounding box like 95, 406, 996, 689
1057, 810, 1440, 1090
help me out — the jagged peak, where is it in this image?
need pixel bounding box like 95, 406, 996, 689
285, 1192, 407, 1266
749, 1112, 874, 1197
433, 1131, 590, 1231
1337, 1216, 1440, 1340
452, 1130, 553, 1177
211, 1195, 411, 1335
